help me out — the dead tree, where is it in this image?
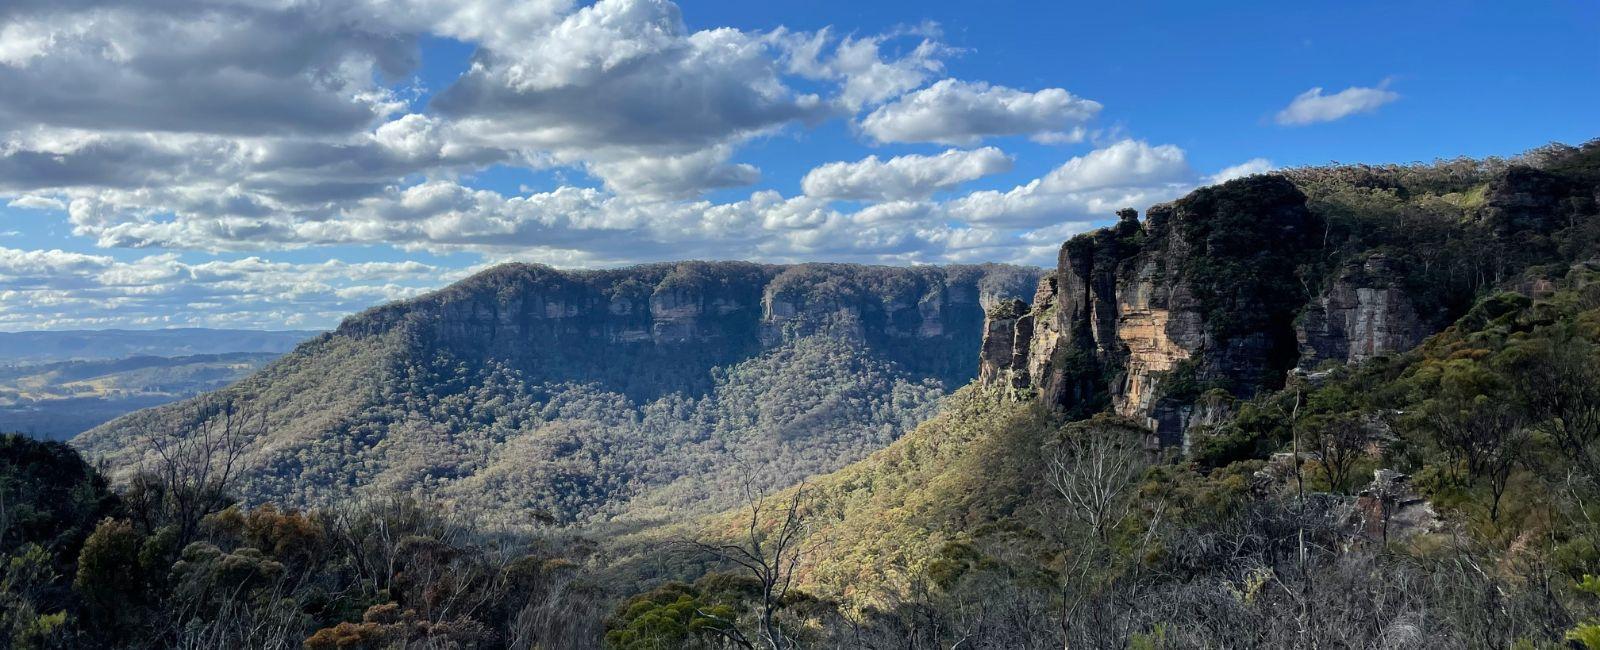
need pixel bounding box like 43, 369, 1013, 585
134, 395, 262, 546
1045, 421, 1146, 543
687, 465, 810, 650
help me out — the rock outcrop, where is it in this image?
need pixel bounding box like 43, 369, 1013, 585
976, 161, 1598, 449
1353, 469, 1443, 543
977, 299, 1031, 391
981, 176, 1326, 447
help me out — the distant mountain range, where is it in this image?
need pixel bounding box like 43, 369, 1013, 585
0, 352, 285, 440
0, 328, 319, 365
0, 328, 317, 439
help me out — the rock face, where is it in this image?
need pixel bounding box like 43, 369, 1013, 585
1296, 254, 1429, 369
977, 299, 1031, 391
80, 260, 1042, 517
971, 149, 1600, 457
343, 261, 1041, 400
976, 166, 1596, 448
981, 177, 1327, 447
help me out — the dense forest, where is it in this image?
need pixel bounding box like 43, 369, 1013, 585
4, 140, 1599, 648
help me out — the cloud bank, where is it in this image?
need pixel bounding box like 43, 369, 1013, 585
0, 0, 1271, 328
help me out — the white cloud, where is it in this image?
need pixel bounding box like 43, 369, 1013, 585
946, 140, 1194, 227
778, 24, 949, 110
586, 146, 760, 199
1036, 140, 1190, 192
859, 79, 1101, 145
1205, 158, 1275, 185
0, 0, 921, 213
1275, 83, 1399, 126
0, 3, 413, 136
373, 114, 449, 160
802, 148, 1012, 201
10, 141, 1202, 273
6, 195, 65, 211
0, 0, 1239, 328
0, 126, 506, 228
431, 0, 832, 187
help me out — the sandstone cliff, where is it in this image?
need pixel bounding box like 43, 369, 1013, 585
980, 158, 1600, 449
77, 260, 1042, 520
979, 176, 1405, 447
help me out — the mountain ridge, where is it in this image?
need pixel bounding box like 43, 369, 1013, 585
609, 141, 1600, 647
75, 260, 1042, 526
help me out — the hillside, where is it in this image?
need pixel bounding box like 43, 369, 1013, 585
74, 262, 1040, 527
0, 353, 280, 440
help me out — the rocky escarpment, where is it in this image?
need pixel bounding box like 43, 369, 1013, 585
982, 178, 1322, 446
980, 152, 1600, 449
976, 299, 1031, 391
338, 261, 1040, 400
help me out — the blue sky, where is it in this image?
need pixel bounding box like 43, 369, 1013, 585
0, 0, 1595, 330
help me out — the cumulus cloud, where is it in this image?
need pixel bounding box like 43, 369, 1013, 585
779, 24, 949, 110
946, 140, 1194, 227
859, 79, 1102, 145
0, 0, 980, 210
7, 195, 64, 211
430, 0, 832, 198
0, 2, 413, 136
1037, 140, 1191, 192
1275, 82, 1399, 125
9, 139, 1210, 273
0, 0, 1222, 329
29, 173, 1048, 272
0, 124, 506, 228
802, 148, 1012, 201
586, 146, 760, 199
